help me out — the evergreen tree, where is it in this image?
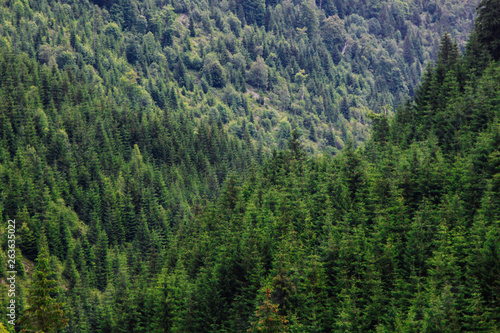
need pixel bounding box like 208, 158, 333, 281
475, 0, 500, 60
20, 233, 68, 333
189, 15, 196, 37
249, 288, 289, 333
0, 0, 497, 331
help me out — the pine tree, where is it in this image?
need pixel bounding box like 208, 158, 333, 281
20, 233, 68, 333
93, 227, 110, 291
288, 130, 306, 161
248, 288, 288, 333
189, 15, 196, 37
435, 33, 460, 77
62, 257, 80, 290
475, 0, 500, 60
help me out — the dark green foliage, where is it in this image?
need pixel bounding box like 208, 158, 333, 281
2, 0, 499, 332
20, 234, 68, 332
242, 0, 266, 25
475, 0, 500, 60
189, 15, 196, 37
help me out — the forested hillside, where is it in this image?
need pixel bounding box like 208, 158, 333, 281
1, 0, 499, 332
132, 8, 498, 331
0, 0, 478, 153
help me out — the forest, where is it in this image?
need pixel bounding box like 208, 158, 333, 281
0, 0, 499, 332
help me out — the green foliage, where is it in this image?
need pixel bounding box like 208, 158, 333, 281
203, 53, 227, 88
0, 0, 479, 156
475, 0, 500, 60
247, 56, 269, 90
20, 234, 68, 332
249, 288, 289, 333
1, 0, 499, 332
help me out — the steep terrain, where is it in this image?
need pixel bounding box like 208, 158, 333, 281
0, 0, 479, 153
1, 0, 499, 332
148, 32, 500, 331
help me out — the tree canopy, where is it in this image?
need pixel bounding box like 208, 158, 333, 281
1, 0, 500, 331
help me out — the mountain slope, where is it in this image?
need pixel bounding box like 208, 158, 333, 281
0, 0, 498, 332
140, 24, 500, 333
0, 0, 479, 154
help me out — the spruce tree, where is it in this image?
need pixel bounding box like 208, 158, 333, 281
189, 15, 196, 37
249, 288, 289, 333
475, 0, 500, 60
20, 233, 68, 333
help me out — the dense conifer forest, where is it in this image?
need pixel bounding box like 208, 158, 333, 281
0, 0, 499, 332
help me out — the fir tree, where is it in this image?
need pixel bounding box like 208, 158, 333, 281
20, 233, 68, 333
475, 0, 500, 60
248, 288, 289, 333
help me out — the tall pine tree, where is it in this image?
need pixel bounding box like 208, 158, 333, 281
20, 233, 68, 332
